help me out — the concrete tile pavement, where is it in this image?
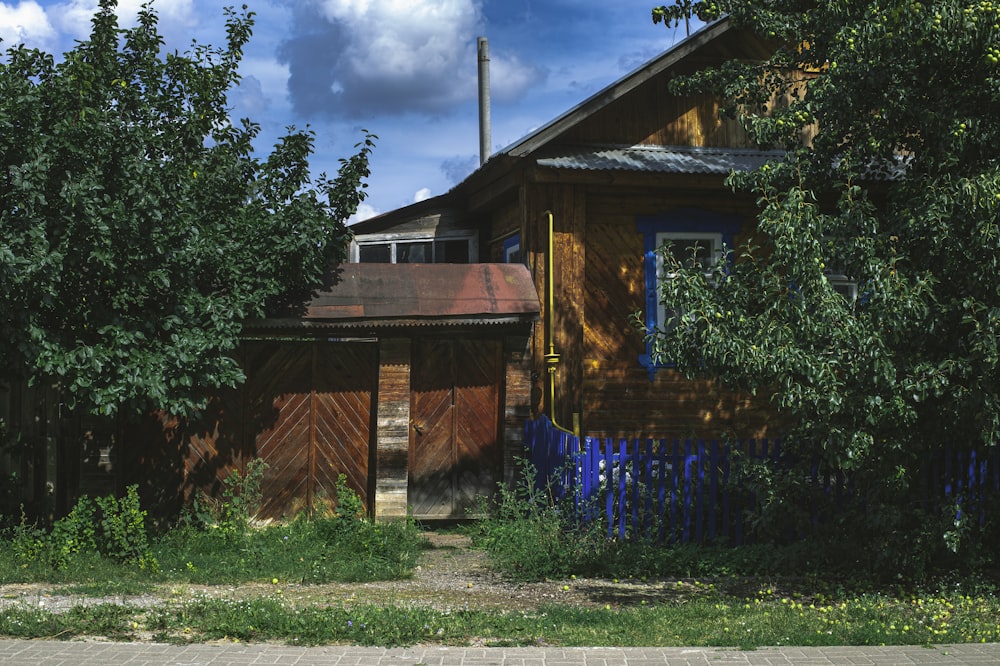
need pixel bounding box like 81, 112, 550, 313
0, 642, 998, 666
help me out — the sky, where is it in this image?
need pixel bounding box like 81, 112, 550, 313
0, 0, 695, 222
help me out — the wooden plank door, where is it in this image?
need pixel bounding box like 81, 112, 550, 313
409, 338, 502, 519
245, 340, 375, 520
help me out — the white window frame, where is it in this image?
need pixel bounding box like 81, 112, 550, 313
351, 231, 478, 264
825, 270, 858, 301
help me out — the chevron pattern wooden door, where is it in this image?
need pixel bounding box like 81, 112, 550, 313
409, 338, 502, 519
245, 340, 375, 520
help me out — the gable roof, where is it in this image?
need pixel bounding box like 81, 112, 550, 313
495, 17, 741, 160
358, 17, 773, 227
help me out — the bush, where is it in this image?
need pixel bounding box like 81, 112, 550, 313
8, 484, 157, 572
473, 460, 612, 580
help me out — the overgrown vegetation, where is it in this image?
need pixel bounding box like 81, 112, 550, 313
0, 467, 423, 588
639, 0, 1000, 573
472, 461, 614, 581
1, 465, 999, 647
8, 485, 157, 573
473, 462, 998, 585
2, 585, 999, 647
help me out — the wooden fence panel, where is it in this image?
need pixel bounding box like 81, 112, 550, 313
312, 342, 376, 512
410, 338, 502, 519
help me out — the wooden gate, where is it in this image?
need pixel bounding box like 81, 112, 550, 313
245, 339, 376, 519
409, 337, 503, 519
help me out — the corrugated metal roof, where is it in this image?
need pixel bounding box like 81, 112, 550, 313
246, 263, 540, 331
536, 144, 785, 174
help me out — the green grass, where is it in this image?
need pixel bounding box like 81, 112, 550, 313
3, 467, 998, 648
152, 517, 424, 584
0, 515, 425, 589
2, 588, 999, 647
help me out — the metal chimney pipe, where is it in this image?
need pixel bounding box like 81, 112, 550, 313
477, 36, 491, 166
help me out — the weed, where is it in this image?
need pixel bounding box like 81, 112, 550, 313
185, 458, 269, 539
94, 485, 158, 570
473, 459, 611, 580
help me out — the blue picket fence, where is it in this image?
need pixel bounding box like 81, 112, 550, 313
525, 415, 1000, 545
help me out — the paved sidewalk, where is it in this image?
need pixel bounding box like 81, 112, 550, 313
0, 641, 998, 666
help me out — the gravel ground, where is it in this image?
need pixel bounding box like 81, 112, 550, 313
0, 532, 706, 615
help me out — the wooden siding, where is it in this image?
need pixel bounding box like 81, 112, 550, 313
581, 187, 769, 439
125, 340, 377, 522
502, 334, 533, 487
374, 338, 411, 519
0, 377, 62, 518
523, 183, 587, 429
559, 27, 773, 149
508, 177, 770, 441
122, 382, 248, 521
564, 88, 751, 149
488, 200, 522, 262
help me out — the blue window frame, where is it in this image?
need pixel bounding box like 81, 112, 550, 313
636, 209, 742, 378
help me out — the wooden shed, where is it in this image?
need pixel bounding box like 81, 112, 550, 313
4, 264, 538, 522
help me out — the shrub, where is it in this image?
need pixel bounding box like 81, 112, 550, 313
473, 460, 612, 581
8, 485, 157, 572
94, 485, 158, 570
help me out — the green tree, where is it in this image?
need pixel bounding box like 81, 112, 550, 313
0, 1, 373, 416
647, 2, 1000, 568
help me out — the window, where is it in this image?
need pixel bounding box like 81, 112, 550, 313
503, 234, 521, 264
636, 209, 742, 378
655, 232, 723, 277
358, 243, 391, 263
824, 270, 858, 302
820, 239, 858, 302
354, 235, 476, 263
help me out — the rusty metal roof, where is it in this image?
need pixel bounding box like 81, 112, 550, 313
247, 263, 540, 332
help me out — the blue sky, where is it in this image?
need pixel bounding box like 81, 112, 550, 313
1, 1, 695, 221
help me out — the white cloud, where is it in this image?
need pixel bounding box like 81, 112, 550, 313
413, 187, 432, 203
282, 0, 543, 118
0, 1, 55, 49
50, 0, 196, 45
235, 58, 291, 115
490, 52, 545, 103
348, 202, 380, 225
319, 0, 479, 83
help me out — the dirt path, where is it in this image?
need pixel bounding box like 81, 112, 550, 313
0, 532, 703, 613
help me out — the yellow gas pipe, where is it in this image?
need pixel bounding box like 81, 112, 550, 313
543, 210, 579, 436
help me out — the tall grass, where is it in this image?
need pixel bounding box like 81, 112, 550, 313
0, 468, 424, 589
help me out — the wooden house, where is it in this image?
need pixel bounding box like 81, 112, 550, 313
3, 18, 785, 523
352, 18, 778, 449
